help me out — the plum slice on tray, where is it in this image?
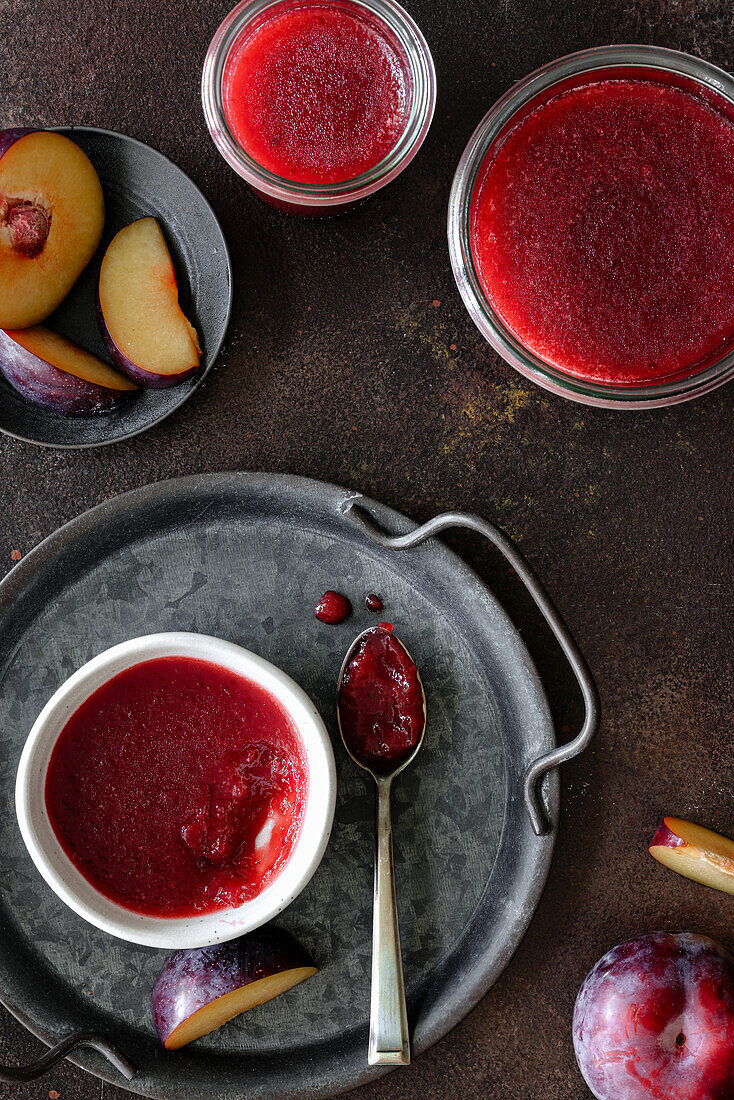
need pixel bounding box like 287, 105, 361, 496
0, 326, 137, 415
151, 928, 317, 1050
98, 216, 201, 388
0, 130, 105, 329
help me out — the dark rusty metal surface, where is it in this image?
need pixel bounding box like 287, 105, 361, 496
1, 0, 733, 1096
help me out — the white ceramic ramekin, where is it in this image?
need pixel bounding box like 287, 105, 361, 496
15, 632, 336, 949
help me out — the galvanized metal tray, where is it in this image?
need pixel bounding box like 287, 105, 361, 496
0, 473, 598, 1098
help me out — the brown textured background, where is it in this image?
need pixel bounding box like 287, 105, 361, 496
2, 0, 733, 1096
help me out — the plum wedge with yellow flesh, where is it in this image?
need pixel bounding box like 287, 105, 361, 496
650, 816, 734, 895
0, 130, 104, 328
0, 326, 137, 415
151, 928, 317, 1050
98, 217, 201, 388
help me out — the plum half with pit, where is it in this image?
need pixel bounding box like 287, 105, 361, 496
0, 130, 105, 328
151, 928, 317, 1049
573, 932, 734, 1100
97, 217, 201, 388
0, 326, 137, 415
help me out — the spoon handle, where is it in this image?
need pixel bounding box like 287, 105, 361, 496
369, 778, 410, 1065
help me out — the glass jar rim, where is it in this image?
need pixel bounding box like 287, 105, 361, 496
447, 44, 734, 409
202, 0, 436, 206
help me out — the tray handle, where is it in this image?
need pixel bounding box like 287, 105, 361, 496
0, 1029, 136, 1084
342, 502, 600, 836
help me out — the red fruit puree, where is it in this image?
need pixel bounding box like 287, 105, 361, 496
223, 4, 410, 185
315, 590, 352, 624
45, 657, 308, 918
471, 79, 734, 384
338, 627, 424, 772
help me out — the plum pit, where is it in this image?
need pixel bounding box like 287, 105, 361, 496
4, 199, 51, 258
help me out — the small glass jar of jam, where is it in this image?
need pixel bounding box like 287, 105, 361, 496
202, 0, 435, 216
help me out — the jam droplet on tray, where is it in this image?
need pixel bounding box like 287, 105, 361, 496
314, 590, 352, 624
365, 593, 383, 612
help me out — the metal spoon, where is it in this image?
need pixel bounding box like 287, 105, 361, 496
336, 626, 427, 1066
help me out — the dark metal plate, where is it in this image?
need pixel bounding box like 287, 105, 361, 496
0, 473, 558, 1098
0, 127, 232, 448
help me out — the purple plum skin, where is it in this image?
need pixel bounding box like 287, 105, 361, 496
151, 928, 313, 1047
0, 129, 35, 158
573, 932, 734, 1100
0, 329, 133, 416
96, 298, 199, 389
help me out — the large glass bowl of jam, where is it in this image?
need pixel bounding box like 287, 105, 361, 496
448, 45, 734, 408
